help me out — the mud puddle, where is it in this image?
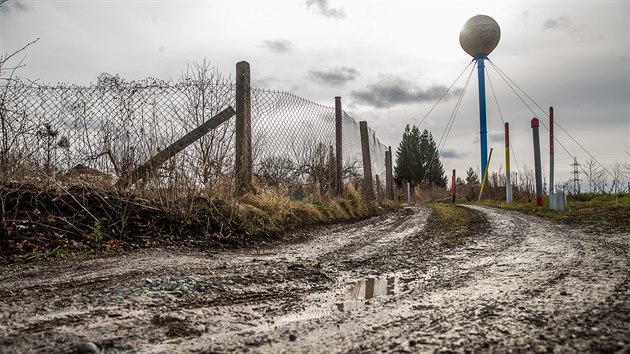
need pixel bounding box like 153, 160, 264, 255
336, 276, 396, 311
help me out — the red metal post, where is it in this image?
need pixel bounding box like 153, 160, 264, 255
451, 169, 456, 203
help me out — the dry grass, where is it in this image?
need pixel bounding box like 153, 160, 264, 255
1, 180, 396, 263
426, 203, 481, 248
232, 183, 385, 236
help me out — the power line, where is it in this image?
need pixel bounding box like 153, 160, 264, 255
417, 59, 475, 127
438, 63, 475, 154
417, 62, 475, 185
485, 68, 522, 176
487, 59, 616, 182
486, 60, 575, 161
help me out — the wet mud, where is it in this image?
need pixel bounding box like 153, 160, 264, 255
0, 205, 628, 353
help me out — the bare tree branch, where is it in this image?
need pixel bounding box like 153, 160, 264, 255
0, 38, 39, 72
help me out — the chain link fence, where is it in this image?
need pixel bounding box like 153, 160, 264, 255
1, 72, 389, 199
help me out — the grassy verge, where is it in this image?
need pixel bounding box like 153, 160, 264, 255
425, 203, 488, 248
474, 193, 630, 234
226, 184, 393, 238
1, 183, 396, 264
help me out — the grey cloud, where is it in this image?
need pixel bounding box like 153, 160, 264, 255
543, 14, 579, 32
260, 39, 294, 54
351, 76, 452, 108
441, 149, 466, 159
472, 131, 505, 144
308, 67, 359, 86
305, 0, 345, 19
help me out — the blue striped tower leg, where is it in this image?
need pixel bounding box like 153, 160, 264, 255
476, 55, 488, 179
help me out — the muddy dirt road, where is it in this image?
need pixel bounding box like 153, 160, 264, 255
1, 206, 629, 353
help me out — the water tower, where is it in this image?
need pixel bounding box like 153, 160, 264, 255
459, 15, 501, 180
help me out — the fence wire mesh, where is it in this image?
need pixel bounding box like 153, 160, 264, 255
1, 76, 389, 198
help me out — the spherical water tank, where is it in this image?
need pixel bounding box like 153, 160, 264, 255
459, 15, 501, 58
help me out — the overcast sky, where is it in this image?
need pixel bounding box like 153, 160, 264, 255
1, 0, 629, 189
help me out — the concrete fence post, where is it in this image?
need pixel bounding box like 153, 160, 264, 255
531, 118, 544, 207
235, 61, 253, 197
335, 97, 343, 195
359, 121, 374, 201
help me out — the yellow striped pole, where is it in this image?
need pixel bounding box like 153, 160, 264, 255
478, 148, 494, 201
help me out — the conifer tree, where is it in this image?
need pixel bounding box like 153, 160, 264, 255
394, 125, 446, 188
394, 125, 422, 187
421, 129, 447, 187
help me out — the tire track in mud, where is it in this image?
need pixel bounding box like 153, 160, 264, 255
0, 207, 432, 353
199, 205, 629, 353
1, 205, 628, 353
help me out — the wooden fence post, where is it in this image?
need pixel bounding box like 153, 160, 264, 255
359, 121, 374, 201
335, 96, 343, 195
385, 147, 394, 200
235, 61, 253, 197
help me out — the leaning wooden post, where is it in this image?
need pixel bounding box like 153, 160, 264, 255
359, 121, 374, 201
116, 107, 236, 189
235, 61, 253, 197
335, 96, 343, 195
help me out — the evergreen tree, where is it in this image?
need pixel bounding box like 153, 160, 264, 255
465, 167, 480, 201
394, 125, 447, 188
466, 167, 479, 185
394, 125, 422, 187
421, 129, 447, 187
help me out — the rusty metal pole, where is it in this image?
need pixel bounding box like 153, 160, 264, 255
335, 97, 343, 195
359, 121, 374, 201
235, 61, 252, 196
531, 118, 544, 207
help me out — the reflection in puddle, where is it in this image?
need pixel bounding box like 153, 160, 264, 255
336, 277, 395, 311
